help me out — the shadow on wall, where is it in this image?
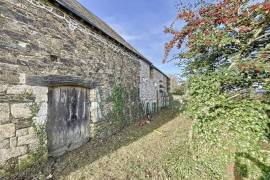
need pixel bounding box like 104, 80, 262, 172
8, 97, 183, 179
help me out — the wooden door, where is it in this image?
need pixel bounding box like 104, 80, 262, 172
47, 86, 90, 157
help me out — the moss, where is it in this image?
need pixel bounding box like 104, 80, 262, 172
29, 102, 40, 117
15, 90, 35, 102
17, 155, 36, 171
0, 169, 8, 177
17, 142, 47, 172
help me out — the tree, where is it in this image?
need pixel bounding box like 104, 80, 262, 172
164, 0, 270, 73
168, 74, 185, 95
164, 0, 270, 178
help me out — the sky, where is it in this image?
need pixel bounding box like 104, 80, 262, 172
77, 0, 181, 75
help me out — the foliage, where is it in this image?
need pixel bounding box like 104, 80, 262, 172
187, 70, 268, 146
187, 70, 269, 177
174, 85, 185, 96
17, 125, 47, 171
164, 0, 270, 178
18, 103, 47, 171
107, 85, 127, 127
165, 72, 270, 178
169, 75, 186, 95
164, 0, 270, 69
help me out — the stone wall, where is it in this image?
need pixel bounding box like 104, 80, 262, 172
0, 74, 48, 173
0, 0, 168, 175
139, 61, 169, 114
152, 69, 169, 108
139, 61, 156, 106
0, 0, 143, 174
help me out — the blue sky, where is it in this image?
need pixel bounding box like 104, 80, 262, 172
78, 0, 181, 75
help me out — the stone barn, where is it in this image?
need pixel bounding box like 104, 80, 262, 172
0, 0, 169, 172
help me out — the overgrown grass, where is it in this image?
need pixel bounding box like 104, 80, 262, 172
164, 126, 270, 179
8, 99, 185, 179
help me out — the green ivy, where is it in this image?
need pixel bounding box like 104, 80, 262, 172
185, 69, 270, 178
107, 85, 127, 128
17, 103, 47, 172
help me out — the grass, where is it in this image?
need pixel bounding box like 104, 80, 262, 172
7, 96, 269, 179
55, 106, 191, 179
8, 97, 191, 179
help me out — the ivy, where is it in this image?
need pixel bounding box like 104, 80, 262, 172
17, 103, 47, 172
184, 70, 270, 178
165, 0, 270, 178
107, 85, 127, 128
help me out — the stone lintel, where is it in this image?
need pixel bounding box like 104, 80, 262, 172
26, 75, 97, 89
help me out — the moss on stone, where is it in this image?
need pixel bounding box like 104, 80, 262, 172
15, 90, 35, 102
0, 169, 8, 177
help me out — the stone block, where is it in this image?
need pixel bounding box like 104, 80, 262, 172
11, 103, 32, 119
0, 146, 27, 165
18, 154, 29, 165
10, 137, 17, 147
6, 85, 32, 95
0, 73, 18, 84
17, 133, 37, 146
28, 141, 39, 152
0, 124, 15, 141
0, 84, 8, 93
91, 102, 98, 109
91, 109, 97, 123
89, 89, 97, 101
15, 120, 32, 130
32, 86, 48, 103
52, 8, 65, 18
0, 139, 10, 149
28, 127, 35, 135
33, 102, 47, 125
16, 128, 28, 137
0, 103, 10, 124
19, 74, 26, 84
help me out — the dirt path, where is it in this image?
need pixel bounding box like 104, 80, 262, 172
49, 109, 191, 180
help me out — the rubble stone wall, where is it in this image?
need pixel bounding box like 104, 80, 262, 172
0, 0, 169, 174
139, 61, 169, 114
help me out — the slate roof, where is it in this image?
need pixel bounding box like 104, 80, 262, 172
53, 0, 168, 78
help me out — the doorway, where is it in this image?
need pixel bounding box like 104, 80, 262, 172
47, 86, 90, 156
